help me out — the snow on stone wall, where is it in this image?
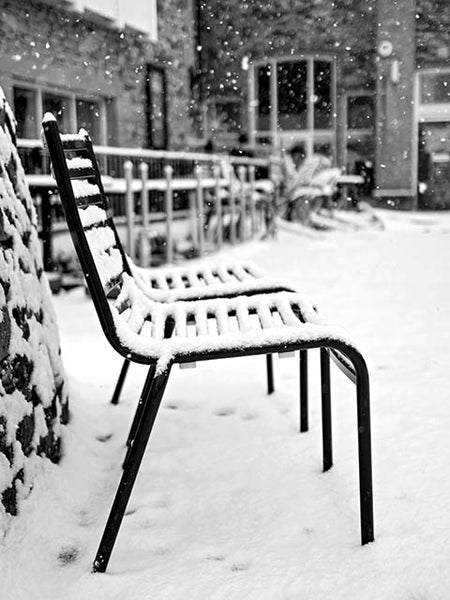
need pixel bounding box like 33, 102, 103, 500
0, 88, 69, 523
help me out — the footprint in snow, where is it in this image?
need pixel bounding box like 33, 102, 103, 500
77, 509, 94, 527
165, 400, 195, 411
57, 546, 80, 566
205, 552, 227, 562
241, 411, 259, 421
213, 407, 235, 417
96, 433, 113, 442
230, 559, 252, 572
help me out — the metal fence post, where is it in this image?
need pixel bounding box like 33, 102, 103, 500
228, 160, 237, 245
268, 155, 279, 237
248, 164, 256, 238
214, 161, 223, 250
139, 162, 150, 267
124, 160, 135, 260
195, 165, 205, 256
238, 165, 247, 241
164, 164, 174, 264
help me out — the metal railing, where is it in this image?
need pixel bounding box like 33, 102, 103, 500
19, 139, 281, 268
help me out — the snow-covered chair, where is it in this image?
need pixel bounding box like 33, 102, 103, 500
42, 114, 374, 573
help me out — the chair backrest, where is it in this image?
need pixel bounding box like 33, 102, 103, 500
42, 113, 133, 353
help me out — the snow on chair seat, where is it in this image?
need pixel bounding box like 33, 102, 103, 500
42, 113, 374, 575
111, 279, 348, 364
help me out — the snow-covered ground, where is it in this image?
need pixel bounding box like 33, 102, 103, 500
2, 208, 450, 599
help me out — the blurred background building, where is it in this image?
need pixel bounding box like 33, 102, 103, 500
1, 0, 450, 209
195, 0, 450, 210
0, 0, 196, 151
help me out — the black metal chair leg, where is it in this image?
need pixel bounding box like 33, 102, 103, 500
343, 346, 374, 546
126, 365, 156, 447
299, 350, 308, 432
111, 359, 130, 405
320, 348, 332, 472
266, 354, 274, 394
93, 363, 172, 573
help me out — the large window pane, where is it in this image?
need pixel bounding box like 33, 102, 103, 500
256, 64, 271, 131
215, 99, 242, 133
146, 66, 167, 149
76, 99, 101, 141
421, 73, 450, 104
13, 87, 37, 138
347, 95, 374, 130
314, 61, 332, 129
105, 97, 118, 145
277, 60, 307, 130
43, 93, 71, 132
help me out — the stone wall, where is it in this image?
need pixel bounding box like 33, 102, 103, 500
0, 89, 68, 520
0, 0, 196, 149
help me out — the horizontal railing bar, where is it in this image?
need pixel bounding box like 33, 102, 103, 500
18, 138, 276, 167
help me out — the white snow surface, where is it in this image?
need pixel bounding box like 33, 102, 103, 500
2, 208, 450, 599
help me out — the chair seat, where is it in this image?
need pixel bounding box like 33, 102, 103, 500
130, 259, 294, 302
113, 278, 352, 365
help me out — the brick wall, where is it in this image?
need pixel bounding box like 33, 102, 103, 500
0, 0, 196, 149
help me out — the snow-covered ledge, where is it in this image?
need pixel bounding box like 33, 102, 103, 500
0, 89, 68, 521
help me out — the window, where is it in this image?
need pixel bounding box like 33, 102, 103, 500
314, 61, 332, 129
345, 93, 375, 179
13, 84, 111, 144
42, 92, 71, 133
13, 87, 37, 138
421, 72, 450, 104
251, 55, 336, 153
214, 99, 242, 133
256, 64, 271, 131
77, 99, 101, 141
146, 65, 168, 149
277, 60, 307, 130
347, 95, 374, 131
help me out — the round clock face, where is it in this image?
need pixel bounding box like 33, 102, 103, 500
378, 40, 393, 58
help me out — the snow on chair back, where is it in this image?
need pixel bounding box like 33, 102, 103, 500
42, 114, 131, 345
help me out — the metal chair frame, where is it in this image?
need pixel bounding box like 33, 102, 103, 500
43, 115, 374, 574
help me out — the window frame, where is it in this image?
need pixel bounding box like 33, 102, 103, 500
249, 54, 337, 155
145, 64, 168, 150
342, 90, 375, 175
13, 81, 110, 144
345, 91, 375, 136
417, 68, 450, 122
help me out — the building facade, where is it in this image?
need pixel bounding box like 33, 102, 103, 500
0, 0, 197, 151
195, 0, 450, 209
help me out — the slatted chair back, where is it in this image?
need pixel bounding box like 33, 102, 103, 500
42, 113, 134, 354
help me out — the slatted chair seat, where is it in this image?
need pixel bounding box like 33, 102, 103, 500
112, 278, 347, 363
42, 114, 374, 574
